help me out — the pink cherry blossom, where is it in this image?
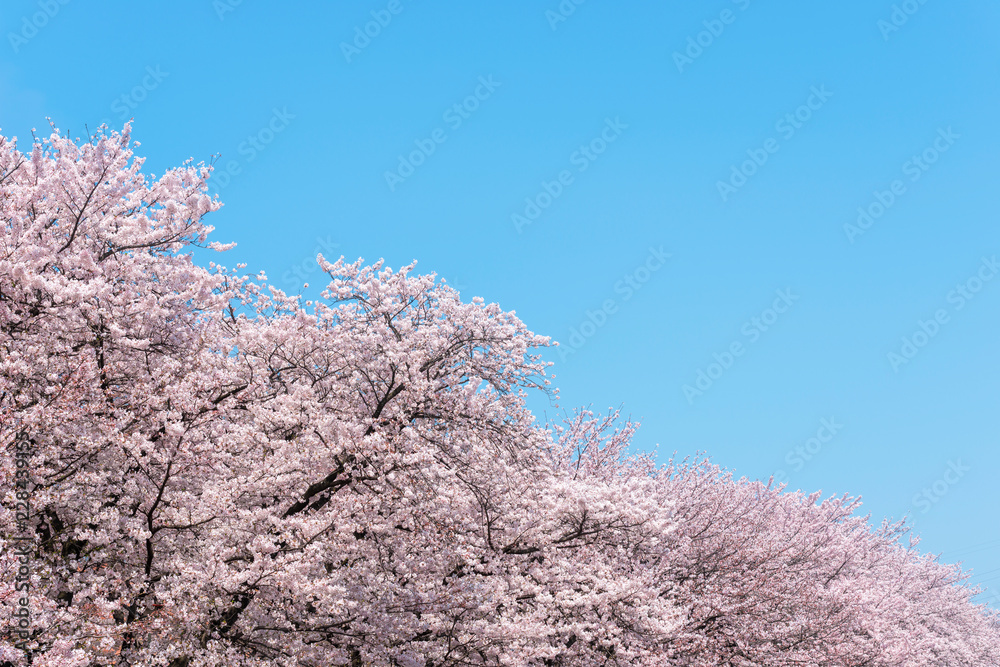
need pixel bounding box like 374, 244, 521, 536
1, 125, 997, 665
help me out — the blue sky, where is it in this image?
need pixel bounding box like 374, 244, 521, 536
3, 0, 999, 603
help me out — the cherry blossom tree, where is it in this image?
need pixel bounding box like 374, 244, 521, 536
0, 125, 997, 666
651, 458, 1000, 665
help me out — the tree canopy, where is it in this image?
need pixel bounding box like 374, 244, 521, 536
1, 125, 998, 666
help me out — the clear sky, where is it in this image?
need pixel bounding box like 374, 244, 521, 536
3, 0, 999, 605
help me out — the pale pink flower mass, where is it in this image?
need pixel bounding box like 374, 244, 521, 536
0, 125, 997, 665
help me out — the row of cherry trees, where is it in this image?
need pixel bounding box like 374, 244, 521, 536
1, 126, 997, 665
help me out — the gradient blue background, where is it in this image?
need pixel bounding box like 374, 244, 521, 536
3, 0, 999, 604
